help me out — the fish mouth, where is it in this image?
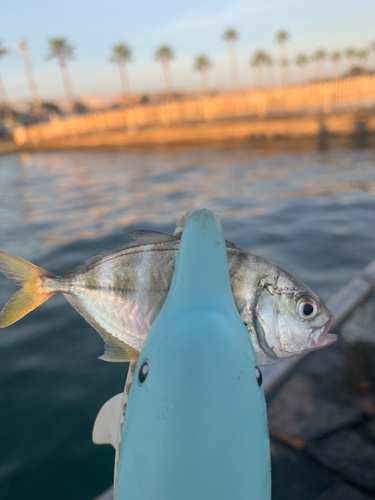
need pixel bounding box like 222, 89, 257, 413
308, 316, 337, 350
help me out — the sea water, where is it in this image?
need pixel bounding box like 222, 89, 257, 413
0, 145, 374, 500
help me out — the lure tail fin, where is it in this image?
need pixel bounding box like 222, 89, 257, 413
0, 251, 57, 327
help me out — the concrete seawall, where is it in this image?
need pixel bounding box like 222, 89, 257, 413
10, 74, 375, 151
11, 109, 375, 152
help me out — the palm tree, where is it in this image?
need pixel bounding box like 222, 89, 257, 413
251, 52, 261, 88
357, 49, 368, 74
223, 28, 239, 89
295, 53, 308, 84
155, 45, 174, 94
276, 29, 289, 86
263, 53, 274, 87
345, 47, 356, 75
47, 37, 75, 112
370, 41, 375, 72
18, 39, 41, 114
251, 50, 270, 88
0, 41, 12, 124
331, 51, 341, 80
109, 43, 132, 106
194, 54, 212, 92
313, 49, 326, 80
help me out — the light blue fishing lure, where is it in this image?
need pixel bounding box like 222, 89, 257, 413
115, 208, 271, 500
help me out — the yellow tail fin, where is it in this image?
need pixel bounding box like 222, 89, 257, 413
0, 252, 56, 327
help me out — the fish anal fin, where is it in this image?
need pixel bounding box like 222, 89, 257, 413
99, 335, 139, 362
0, 288, 55, 328
63, 294, 139, 362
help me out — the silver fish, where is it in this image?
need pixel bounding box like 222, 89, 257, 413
0, 226, 336, 365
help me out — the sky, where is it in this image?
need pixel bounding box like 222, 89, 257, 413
1, 0, 375, 102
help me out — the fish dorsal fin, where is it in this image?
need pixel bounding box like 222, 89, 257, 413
129, 230, 178, 245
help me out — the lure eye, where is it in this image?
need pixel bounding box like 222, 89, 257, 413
138, 361, 149, 384
297, 297, 318, 319
255, 366, 263, 387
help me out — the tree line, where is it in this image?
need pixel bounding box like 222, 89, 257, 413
252, 31, 375, 87
0, 29, 374, 118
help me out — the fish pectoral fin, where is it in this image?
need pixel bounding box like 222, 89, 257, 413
63, 294, 139, 362
92, 392, 123, 447
129, 230, 178, 245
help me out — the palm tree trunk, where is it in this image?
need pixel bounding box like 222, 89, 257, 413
332, 61, 340, 80
304, 66, 308, 84
264, 65, 269, 87
279, 43, 288, 86
299, 67, 303, 85
256, 66, 262, 88
200, 69, 209, 93
58, 58, 75, 113
283, 43, 289, 86
21, 49, 41, 114
316, 61, 324, 80
118, 60, 129, 107
162, 60, 173, 95
278, 44, 283, 86
268, 65, 275, 88
361, 57, 367, 74
228, 40, 239, 89
346, 56, 353, 75
0, 71, 13, 125
200, 71, 205, 93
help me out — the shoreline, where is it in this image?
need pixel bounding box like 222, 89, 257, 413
3, 109, 375, 154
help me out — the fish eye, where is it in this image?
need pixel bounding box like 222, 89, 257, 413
138, 361, 149, 384
255, 366, 263, 387
297, 297, 317, 319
